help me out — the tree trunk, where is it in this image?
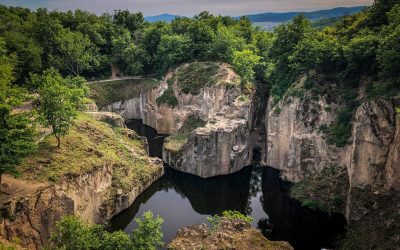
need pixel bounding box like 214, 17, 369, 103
0, 173, 2, 193
56, 135, 61, 148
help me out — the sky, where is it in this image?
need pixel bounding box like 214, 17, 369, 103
0, 0, 374, 16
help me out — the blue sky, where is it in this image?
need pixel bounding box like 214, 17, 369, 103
0, 0, 373, 16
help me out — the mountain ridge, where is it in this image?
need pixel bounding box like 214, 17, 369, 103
144, 6, 365, 23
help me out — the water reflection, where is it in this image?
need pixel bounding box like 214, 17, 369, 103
110, 120, 346, 249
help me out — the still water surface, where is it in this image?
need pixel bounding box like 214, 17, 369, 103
110, 120, 346, 249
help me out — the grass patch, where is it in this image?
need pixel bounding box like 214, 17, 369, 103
176, 62, 220, 95
290, 165, 349, 213
18, 113, 160, 191
164, 115, 206, 152
89, 78, 159, 108
156, 79, 178, 108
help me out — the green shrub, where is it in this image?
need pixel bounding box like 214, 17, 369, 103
49, 212, 164, 250
207, 210, 252, 229
274, 106, 282, 115
164, 115, 206, 152
302, 199, 326, 212
132, 211, 164, 250
156, 87, 178, 108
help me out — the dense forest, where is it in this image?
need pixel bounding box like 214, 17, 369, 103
1, 0, 399, 165
1, 0, 400, 248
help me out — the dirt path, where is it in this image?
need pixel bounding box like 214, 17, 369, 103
0, 175, 50, 204
88, 75, 158, 84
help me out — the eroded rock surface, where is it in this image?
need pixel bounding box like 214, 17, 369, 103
101, 63, 254, 178
266, 78, 400, 191
168, 218, 293, 250
0, 115, 163, 249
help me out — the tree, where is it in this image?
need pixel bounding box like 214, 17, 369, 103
113, 10, 144, 34
50, 212, 163, 250
269, 14, 311, 65
155, 34, 191, 73
132, 210, 164, 250
50, 215, 101, 250
289, 31, 343, 74
232, 49, 261, 82
0, 40, 36, 188
52, 28, 99, 76
208, 25, 245, 62
377, 4, 400, 81
36, 68, 87, 148
101, 231, 133, 250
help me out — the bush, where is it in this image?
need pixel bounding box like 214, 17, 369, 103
49, 211, 164, 250
132, 211, 164, 250
156, 87, 178, 108
207, 210, 253, 229
302, 199, 327, 212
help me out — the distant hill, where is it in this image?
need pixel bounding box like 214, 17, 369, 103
244, 6, 365, 23
145, 14, 179, 22
145, 6, 365, 24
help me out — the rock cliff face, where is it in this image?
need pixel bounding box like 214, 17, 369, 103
266, 78, 342, 182
168, 217, 293, 250
101, 63, 254, 178
0, 113, 163, 249
266, 79, 400, 190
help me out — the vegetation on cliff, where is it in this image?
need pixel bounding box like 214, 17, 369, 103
168, 210, 293, 250
18, 113, 160, 190
290, 165, 349, 213
49, 211, 163, 250
164, 115, 206, 152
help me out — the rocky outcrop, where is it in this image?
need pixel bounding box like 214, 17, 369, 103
348, 99, 398, 189
160, 64, 254, 178
266, 78, 342, 182
168, 217, 293, 250
0, 114, 163, 249
266, 78, 400, 190
88, 111, 126, 128
101, 63, 254, 178
1, 162, 163, 249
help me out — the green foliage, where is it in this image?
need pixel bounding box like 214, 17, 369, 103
207, 210, 253, 228
176, 62, 220, 95
291, 165, 349, 213
36, 68, 88, 147
50, 212, 163, 250
301, 199, 327, 212
155, 34, 191, 74
164, 115, 206, 152
0, 44, 36, 185
52, 28, 99, 76
132, 211, 164, 250
50, 215, 102, 250
232, 49, 261, 82
156, 86, 178, 108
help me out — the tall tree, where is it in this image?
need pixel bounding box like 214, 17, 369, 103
36, 68, 87, 148
0, 40, 35, 187
52, 29, 99, 76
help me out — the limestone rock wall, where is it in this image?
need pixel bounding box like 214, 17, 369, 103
102, 63, 254, 178
266, 81, 341, 182
163, 119, 251, 178
0, 164, 163, 249
266, 86, 400, 190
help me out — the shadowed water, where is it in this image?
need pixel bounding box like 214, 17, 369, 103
110, 119, 346, 249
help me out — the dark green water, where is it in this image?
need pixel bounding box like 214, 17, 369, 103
110, 120, 346, 249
